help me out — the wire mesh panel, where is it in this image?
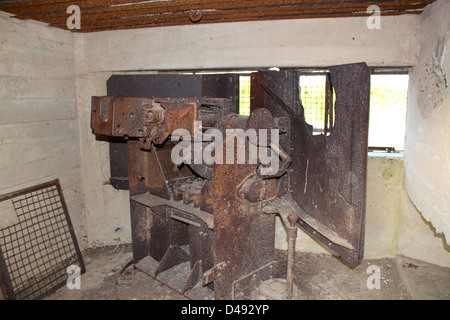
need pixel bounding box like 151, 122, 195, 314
0, 180, 85, 300
239, 75, 251, 116
299, 75, 327, 132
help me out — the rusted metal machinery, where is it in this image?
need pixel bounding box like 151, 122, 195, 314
90, 62, 370, 299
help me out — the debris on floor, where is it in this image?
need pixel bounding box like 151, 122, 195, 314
251, 278, 302, 300
45, 243, 450, 300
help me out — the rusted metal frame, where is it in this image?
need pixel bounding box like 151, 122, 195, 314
286, 214, 298, 300
92, 95, 233, 141
128, 200, 149, 263
104, 73, 205, 191
131, 203, 213, 295
92, 84, 245, 297
0, 179, 85, 300
91, 96, 198, 144
0, 244, 14, 300
129, 201, 170, 263
212, 133, 278, 300
184, 260, 202, 293
131, 192, 214, 229
154, 245, 190, 277
54, 180, 86, 272
91, 65, 370, 301
189, 217, 215, 292
90, 96, 163, 138
167, 209, 214, 292
131, 193, 215, 292
127, 136, 172, 262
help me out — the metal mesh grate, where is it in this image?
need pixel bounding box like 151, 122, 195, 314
239, 75, 251, 116
0, 180, 84, 300
299, 75, 327, 132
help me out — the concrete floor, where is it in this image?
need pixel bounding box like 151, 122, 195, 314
45, 243, 450, 300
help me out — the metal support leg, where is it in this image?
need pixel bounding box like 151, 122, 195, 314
286, 214, 298, 300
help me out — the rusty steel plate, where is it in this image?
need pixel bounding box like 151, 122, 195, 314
252, 63, 370, 265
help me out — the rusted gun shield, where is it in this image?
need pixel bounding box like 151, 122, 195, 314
251, 63, 370, 265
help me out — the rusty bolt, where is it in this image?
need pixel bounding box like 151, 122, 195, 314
288, 214, 298, 227
143, 103, 164, 123
288, 214, 298, 239
189, 9, 203, 22
147, 110, 163, 123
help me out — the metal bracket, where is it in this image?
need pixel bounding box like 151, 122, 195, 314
201, 261, 227, 286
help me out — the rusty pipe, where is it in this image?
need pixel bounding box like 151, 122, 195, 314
286, 213, 298, 300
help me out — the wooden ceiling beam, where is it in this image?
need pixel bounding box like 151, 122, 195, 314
0, 0, 433, 16
0, 0, 435, 32
47, 3, 426, 31
11, 1, 431, 25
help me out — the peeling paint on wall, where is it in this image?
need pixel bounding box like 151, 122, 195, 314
416, 26, 448, 117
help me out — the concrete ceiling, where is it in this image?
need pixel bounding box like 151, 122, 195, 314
0, 0, 437, 32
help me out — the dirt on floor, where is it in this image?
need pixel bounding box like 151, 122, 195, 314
45, 243, 450, 300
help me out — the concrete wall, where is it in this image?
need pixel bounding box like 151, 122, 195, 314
404, 0, 450, 248
82, 15, 418, 71
0, 12, 85, 245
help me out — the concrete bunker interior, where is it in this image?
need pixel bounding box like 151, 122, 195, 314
0, 0, 449, 301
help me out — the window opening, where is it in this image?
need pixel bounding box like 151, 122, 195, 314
239, 75, 251, 116
298, 69, 408, 152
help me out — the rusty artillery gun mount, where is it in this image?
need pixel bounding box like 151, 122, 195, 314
90, 63, 370, 300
